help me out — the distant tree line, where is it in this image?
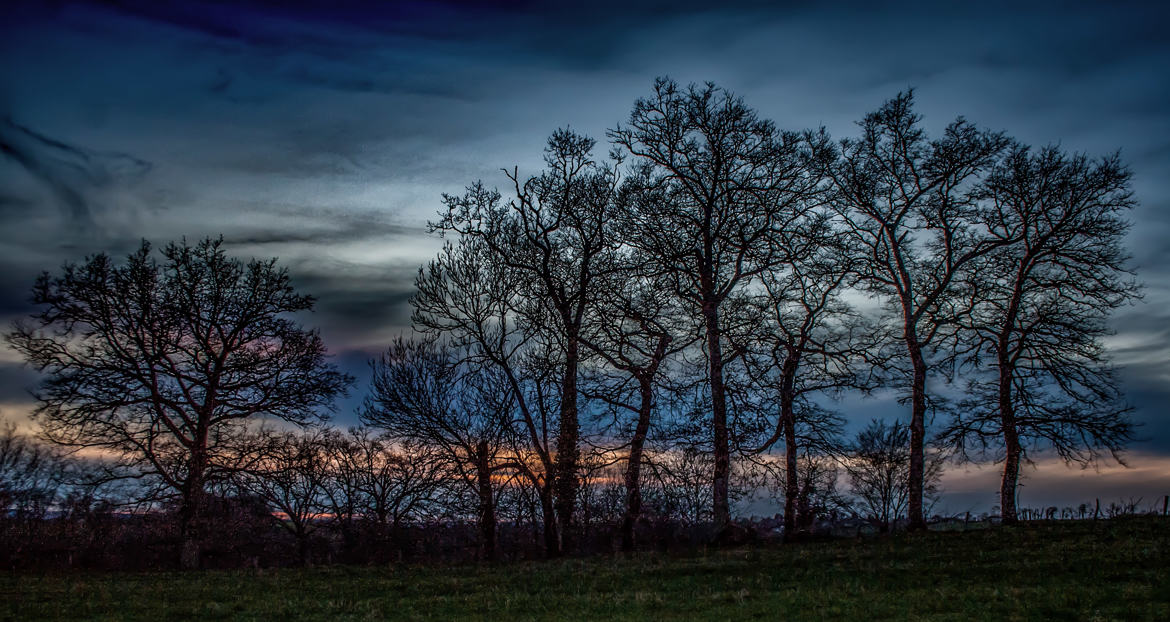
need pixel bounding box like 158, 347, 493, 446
3, 79, 1142, 569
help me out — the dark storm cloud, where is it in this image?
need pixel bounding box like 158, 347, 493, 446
50, 1, 506, 102
0, 269, 37, 317
0, 118, 151, 223
287, 258, 419, 342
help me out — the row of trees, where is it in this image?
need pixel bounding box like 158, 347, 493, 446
1, 414, 928, 567
6, 79, 1139, 567
382, 80, 1137, 553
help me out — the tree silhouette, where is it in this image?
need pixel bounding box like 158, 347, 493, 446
844, 419, 942, 533
431, 129, 621, 553
944, 145, 1140, 523
579, 255, 686, 551
742, 217, 861, 539
362, 338, 513, 561
232, 429, 331, 566
826, 92, 1010, 530
0, 416, 69, 521
411, 236, 568, 556
7, 238, 351, 568
610, 78, 827, 531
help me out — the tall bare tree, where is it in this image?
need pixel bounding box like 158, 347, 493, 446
827, 92, 1010, 529
428, 129, 620, 553
741, 213, 866, 538
7, 238, 352, 567
411, 237, 566, 556
945, 145, 1140, 523
610, 78, 827, 530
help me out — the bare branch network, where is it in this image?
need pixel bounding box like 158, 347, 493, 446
3, 80, 1141, 568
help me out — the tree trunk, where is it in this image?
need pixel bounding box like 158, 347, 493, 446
554, 337, 580, 554
780, 356, 799, 541
178, 491, 202, 570
997, 263, 1028, 527
178, 445, 208, 570
297, 529, 311, 567
906, 340, 928, 531
475, 442, 497, 562
703, 302, 732, 530
621, 377, 655, 552
999, 363, 1021, 525
540, 485, 561, 558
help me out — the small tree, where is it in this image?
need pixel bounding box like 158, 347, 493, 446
322, 427, 447, 560
362, 338, 514, 561
7, 238, 352, 568
844, 419, 942, 533
579, 257, 685, 551
233, 429, 331, 566
0, 416, 69, 521
742, 224, 862, 539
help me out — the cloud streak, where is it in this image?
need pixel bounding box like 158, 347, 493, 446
0, 118, 151, 223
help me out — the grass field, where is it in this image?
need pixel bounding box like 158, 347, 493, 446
5, 517, 1168, 621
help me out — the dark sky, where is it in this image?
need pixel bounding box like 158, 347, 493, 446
2, 0, 1167, 513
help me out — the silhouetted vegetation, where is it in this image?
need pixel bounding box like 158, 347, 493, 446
4, 79, 1145, 571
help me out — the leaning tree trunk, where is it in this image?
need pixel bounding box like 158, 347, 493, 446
998, 271, 1027, 526
621, 377, 655, 552
703, 301, 732, 531
553, 337, 580, 554
475, 442, 497, 562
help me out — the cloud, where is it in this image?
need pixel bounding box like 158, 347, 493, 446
0, 118, 151, 223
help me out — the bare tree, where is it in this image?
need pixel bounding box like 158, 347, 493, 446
579, 258, 687, 551
430, 129, 621, 553
827, 92, 1011, 529
844, 419, 943, 533
412, 235, 569, 555
6, 238, 352, 567
610, 78, 827, 531
944, 145, 1140, 524
742, 220, 863, 539
0, 416, 69, 520
233, 429, 331, 566
643, 446, 716, 526
783, 453, 849, 534
361, 338, 512, 561
321, 427, 447, 562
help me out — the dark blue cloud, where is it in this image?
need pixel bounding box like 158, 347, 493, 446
0, 118, 151, 223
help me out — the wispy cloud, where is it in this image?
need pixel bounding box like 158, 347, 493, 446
0, 118, 151, 223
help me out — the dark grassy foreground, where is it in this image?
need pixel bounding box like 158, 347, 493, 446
4, 518, 1167, 621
